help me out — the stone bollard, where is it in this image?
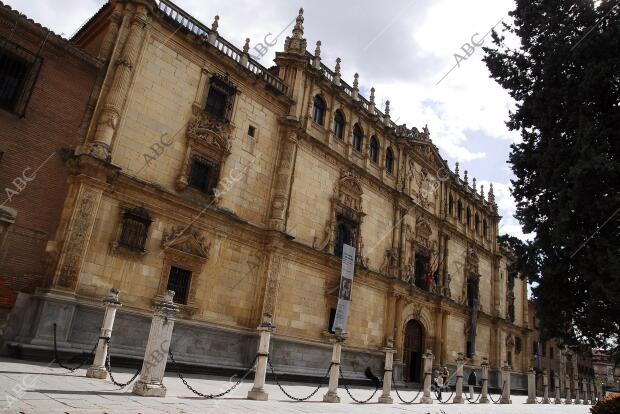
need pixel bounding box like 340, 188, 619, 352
480, 357, 489, 404
574, 377, 581, 404
565, 374, 572, 404
500, 363, 512, 404
554, 374, 562, 404
542, 370, 550, 404
453, 352, 465, 404
132, 290, 179, 397
247, 314, 274, 401
378, 340, 395, 404
420, 349, 434, 404
526, 368, 536, 403
582, 378, 589, 405
323, 330, 346, 403
86, 288, 122, 379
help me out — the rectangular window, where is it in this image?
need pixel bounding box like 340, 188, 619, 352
167, 266, 192, 305
0, 36, 41, 116
328, 308, 336, 334
188, 156, 219, 195
204, 86, 228, 119
118, 209, 152, 251
247, 125, 256, 138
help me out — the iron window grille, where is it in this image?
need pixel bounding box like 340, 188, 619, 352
118, 207, 152, 251
0, 35, 43, 117
204, 74, 236, 121
188, 156, 220, 195
167, 266, 192, 305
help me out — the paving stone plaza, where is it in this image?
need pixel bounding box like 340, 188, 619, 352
0, 357, 595, 414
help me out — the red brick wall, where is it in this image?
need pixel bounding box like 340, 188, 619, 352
0, 5, 100, 307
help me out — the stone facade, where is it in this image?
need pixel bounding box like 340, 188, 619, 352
3, 0, 535, 387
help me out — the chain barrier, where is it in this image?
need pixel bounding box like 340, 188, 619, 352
339, 366, 379, 404
391, 370, 422, 404
268, 357, 333, 402
465, 390, 482, 403
104, 339, 142, 388
488, 381, 505, 404
52, 323, 98, 372
434, 384, 454, 404
169, 348, 257, 399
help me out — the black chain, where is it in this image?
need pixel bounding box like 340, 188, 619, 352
339, 366, 379, 404
465, 390, 482, 404
268, 357, 333, 402
52, 323, 98, 372
169, 348, 257, 399
488, 381, 505, 404
434, 384, 454, 404
104, 339, 141, 388
391, 370, 422, 404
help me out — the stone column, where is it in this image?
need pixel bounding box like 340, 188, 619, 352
86, 289, 121, 379
323, 332, 345, 403
453, 352, 464, 403
582, 378, 589, 405
421, 349, 434, 404
500, 363, 512, 404
574, 377, 581, 404
378, 340, 395, 404
526, 368, 536, 403
480, 357, 489, 404
132, 291, 179, 397
565, 372, 572, 404
247, 314, 274, 401
554, 374, 562, 404
542, 370, 550, 403
268, 131, 298, 231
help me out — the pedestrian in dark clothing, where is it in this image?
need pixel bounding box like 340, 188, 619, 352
467, 370, 477, 399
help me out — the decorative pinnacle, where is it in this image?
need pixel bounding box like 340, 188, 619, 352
488, 183, 495, 203
314, 40, 321, 57
353, 73, 359, 90
455, 162, 460, 177
464, 170, 469, 184
473, 177, 477, 192
334, 57, 341, 75
385, 100, 390, 116
292, 7, 304, 38
243, 38, 250, 54
211, 15, 219, 32
480, 185, 485, 200
369, 87, 375, 103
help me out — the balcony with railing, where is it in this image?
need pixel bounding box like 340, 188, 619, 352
154, 0, 288, 96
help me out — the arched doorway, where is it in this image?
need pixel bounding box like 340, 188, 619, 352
403, 320, 424, 383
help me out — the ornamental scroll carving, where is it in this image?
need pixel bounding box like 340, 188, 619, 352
55, 187, 102, 291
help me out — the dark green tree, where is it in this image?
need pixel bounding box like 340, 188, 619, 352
484, 0, 620, 348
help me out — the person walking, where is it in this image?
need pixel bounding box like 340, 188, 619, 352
442, 366, 449, 384
435, 372, 444, 399
468, 370, 477, 399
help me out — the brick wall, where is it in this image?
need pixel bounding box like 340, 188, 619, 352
0, 3, 100, 307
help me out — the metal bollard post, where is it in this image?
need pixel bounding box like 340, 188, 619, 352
378, 339, 395, 404
500, 363, 512, 404
86, 288, 121, 379
542, 369, 550, 403
420, 349, 434, 404
453, 352, 464, 403
323, 330, 346, 403
132, 291, 179, 397
480, 357, 489, 404
526, 368, 536, 403
247, 314, 274, 401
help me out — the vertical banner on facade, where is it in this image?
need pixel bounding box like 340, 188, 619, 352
333, 244, 356, 333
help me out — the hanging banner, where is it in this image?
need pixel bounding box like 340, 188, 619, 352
333, 244, 356, 333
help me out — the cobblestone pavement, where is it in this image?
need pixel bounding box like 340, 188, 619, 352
0, 357, 593, 413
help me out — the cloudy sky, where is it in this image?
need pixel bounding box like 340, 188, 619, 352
7, 0, 529, 239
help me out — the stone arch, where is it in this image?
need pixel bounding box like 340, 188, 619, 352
399, 304, 435, 382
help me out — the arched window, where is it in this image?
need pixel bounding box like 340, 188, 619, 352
352, 123, 363, 151
483, 219, 488, 238
369, 136, 379, 163
466, 207, 472, 227
385, 147, 394, 174
457, 200, 463, 221
333, 110, 345, 139
448, 194, 454, 216
475, 213, 480, 233
312, 95, 326, 125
